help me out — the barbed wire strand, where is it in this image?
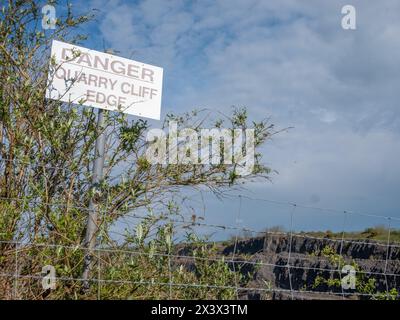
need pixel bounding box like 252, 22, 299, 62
0, 270, 398, 300
0, 226, 398, 272
2, 191, 400, 244
4, 237, 399, 277
3, 193, 400, 250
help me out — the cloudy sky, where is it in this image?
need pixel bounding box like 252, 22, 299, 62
73, 0, 400, 233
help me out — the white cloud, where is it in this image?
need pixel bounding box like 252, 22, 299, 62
85, 0, 400, 218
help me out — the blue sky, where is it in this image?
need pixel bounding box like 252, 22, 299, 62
61, 0, 400, 233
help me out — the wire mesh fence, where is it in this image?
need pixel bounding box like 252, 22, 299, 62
0, 158, 400, 300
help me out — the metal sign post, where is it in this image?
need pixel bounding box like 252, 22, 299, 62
46, 40, 163, 290
82, 108, 106, 290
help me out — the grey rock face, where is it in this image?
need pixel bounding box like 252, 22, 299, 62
223, 234, 400, 300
